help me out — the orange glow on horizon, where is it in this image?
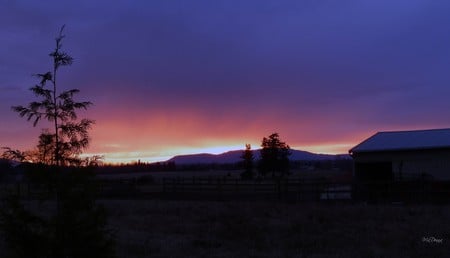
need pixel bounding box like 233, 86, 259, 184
84, 141, 355, 164
297, 143, 354, 155
12, 106, 371, 165
84, 143, 258, 164
71, 106, 375, 164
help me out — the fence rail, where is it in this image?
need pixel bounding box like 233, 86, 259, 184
1, 176, 449, 203
160, 177, 449, 203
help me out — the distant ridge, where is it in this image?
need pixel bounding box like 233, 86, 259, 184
166, 149, 350, 165
0, 158, 20, 167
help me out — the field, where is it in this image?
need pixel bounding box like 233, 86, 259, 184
1, 168, 448, 257
0, 198, 449, 257
103, 200, 449, 258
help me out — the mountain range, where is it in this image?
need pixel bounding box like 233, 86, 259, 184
166, 149, 350, 165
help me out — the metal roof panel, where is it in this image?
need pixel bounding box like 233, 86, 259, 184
349, 128, 450, 153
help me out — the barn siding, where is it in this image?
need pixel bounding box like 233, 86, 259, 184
352, 149, 450, 181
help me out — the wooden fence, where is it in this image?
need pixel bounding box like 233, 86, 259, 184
0, 182, 54, 200
160, 177, 352, 202
1, 176, 449, 203
352, 180, 450, 203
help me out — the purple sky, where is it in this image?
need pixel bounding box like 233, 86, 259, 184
2, 0, 450, 163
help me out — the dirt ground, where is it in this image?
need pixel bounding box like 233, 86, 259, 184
102, 200, 449, 258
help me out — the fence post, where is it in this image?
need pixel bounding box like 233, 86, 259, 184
313, 181, 317, 201
277, 179, 281, 200
217, 178, 222, 198
16, 183, 20, 198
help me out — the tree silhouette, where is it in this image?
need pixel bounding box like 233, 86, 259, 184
12, 25, 93, 166
36, 130, 55, 164
259, 133, 291, 178
0, 26, 115, 257
1, 147, 35, 163
240, 143, 254, 179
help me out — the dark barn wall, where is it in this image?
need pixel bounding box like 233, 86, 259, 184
351, 149, 450, 181
355, 162, 392, 181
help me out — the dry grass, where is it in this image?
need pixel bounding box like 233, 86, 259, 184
102, 200, 449, 258
1, 199, 448, 257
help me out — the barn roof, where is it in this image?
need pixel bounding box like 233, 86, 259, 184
349, 128, 450, 154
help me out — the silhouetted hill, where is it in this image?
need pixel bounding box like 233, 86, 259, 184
0, 158, 20, 167
167, 149, 350, 165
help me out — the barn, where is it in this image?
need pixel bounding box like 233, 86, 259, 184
349, 128, 450, 181
349, 129, 450, 203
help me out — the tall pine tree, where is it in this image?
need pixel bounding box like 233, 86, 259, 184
12, 25, 93, 166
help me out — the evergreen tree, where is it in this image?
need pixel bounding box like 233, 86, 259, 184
240, 144, 254, 179
259, 133, 291, 178
12, 25, 93, 166
0, 26, 115, 258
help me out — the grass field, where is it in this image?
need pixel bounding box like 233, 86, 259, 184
0, 199, 448, 257
0, 165, 448, 258
102, 200, 449, 258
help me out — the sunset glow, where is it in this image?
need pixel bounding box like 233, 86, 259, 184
2, 1, 450, 164
84, 144, 253, 164
295, 144, 355, 156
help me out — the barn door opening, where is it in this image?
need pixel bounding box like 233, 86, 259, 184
355, 162, 393, 181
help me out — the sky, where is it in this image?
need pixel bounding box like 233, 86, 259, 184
2, 0, 450, 163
